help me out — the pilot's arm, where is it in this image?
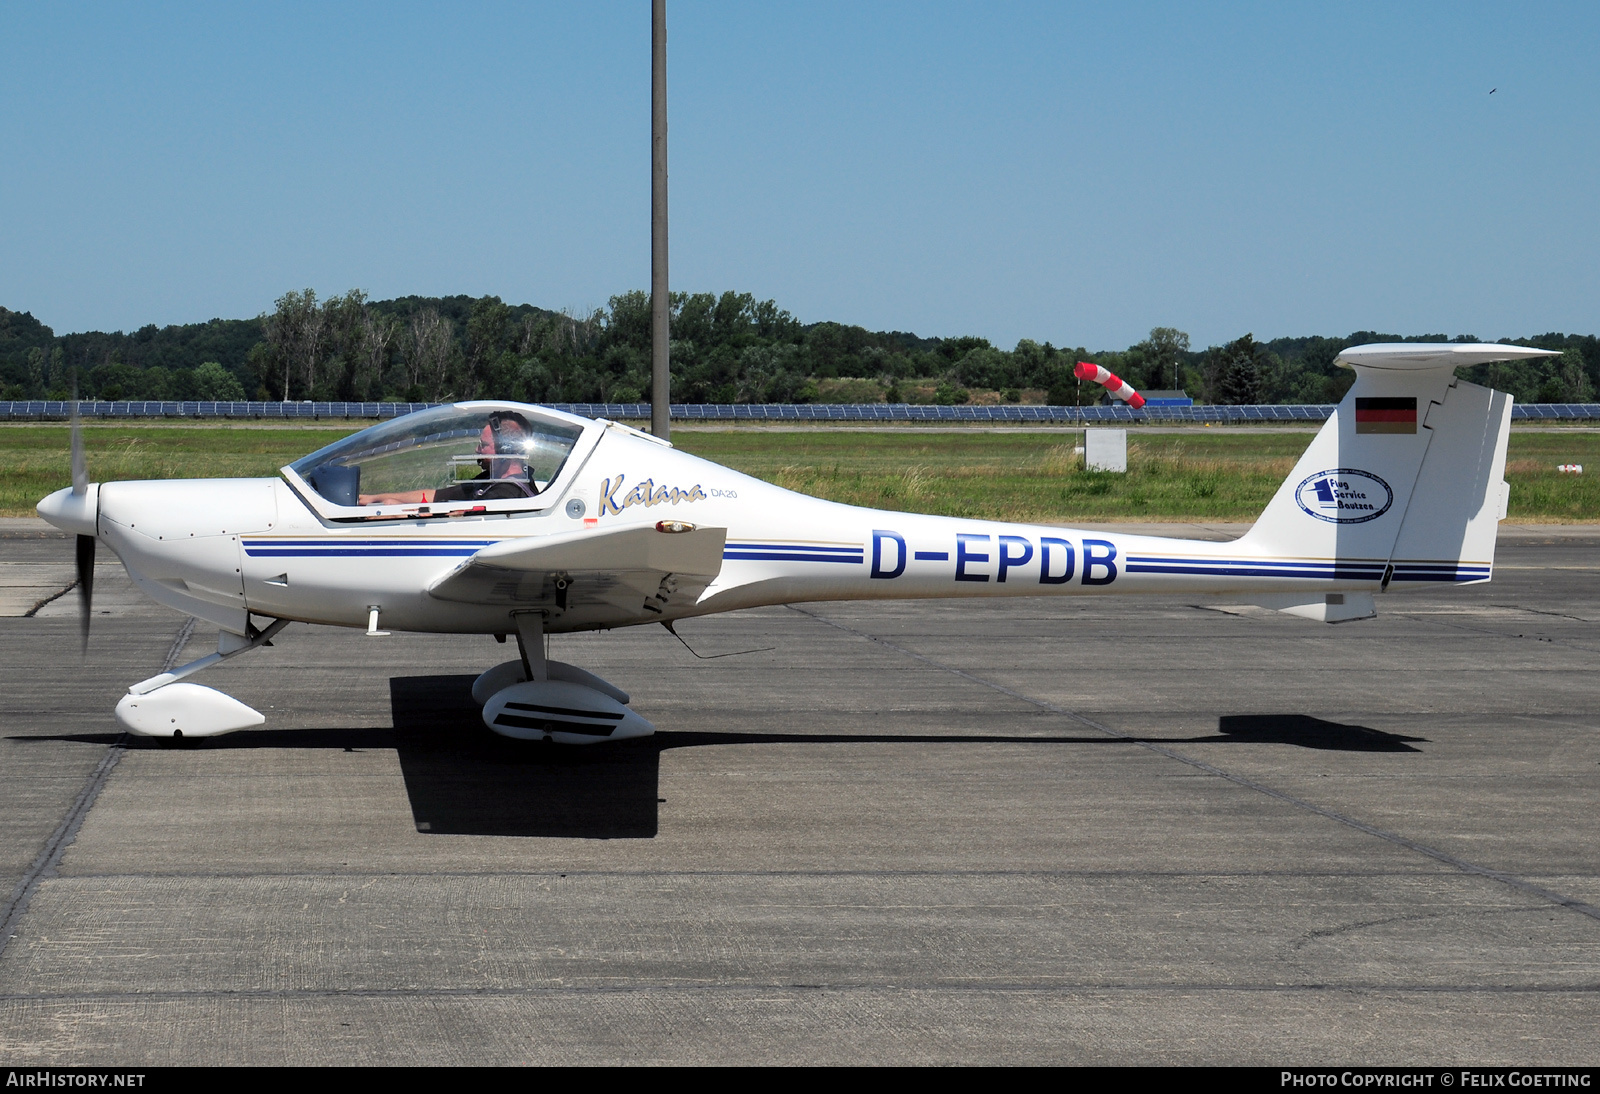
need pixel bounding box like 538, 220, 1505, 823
357, 489, 434, 505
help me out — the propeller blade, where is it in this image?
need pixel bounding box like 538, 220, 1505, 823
70, 392, 87, 495
76, 533, 95, 654
68, 378, 95, 651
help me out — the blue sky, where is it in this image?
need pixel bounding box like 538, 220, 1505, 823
2, 2, 1595, 349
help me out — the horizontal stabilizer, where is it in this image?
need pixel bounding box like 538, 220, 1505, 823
1335, 343, 1558, 371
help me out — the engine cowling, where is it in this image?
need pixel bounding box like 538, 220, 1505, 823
481, 679, 654, 744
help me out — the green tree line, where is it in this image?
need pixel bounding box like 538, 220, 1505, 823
2, 292, 1596, 406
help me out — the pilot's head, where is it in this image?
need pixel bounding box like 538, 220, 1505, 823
480, 412, 531, 479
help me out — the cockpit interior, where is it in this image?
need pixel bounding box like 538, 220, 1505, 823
287, 403, 587, 518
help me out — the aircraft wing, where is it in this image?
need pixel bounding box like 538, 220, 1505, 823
426, 524, 726, 622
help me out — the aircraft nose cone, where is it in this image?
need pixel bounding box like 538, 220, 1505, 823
36, 484, 99, 537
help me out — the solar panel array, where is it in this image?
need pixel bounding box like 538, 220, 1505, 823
2, 400, 1597, 422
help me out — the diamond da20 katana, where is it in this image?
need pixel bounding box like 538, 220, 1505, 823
35, 342, 1554, 742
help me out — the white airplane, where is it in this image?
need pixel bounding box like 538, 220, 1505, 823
36, 342, 1554, 743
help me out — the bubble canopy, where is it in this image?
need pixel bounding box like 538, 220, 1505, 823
285, 403, 594, 516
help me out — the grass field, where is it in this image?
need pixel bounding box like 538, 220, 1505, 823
3, 423, 1597, 523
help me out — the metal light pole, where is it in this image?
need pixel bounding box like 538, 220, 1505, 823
650, 0, 670, 439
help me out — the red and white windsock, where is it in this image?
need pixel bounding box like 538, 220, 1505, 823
1074, 361, 1145, 408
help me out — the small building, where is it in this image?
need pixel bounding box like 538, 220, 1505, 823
1140, 389, 1193, 407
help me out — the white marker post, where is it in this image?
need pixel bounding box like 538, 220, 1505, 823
1085, 429, 1127, 473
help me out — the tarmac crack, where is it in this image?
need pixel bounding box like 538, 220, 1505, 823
1492, 603, 1600, 624
787, 604, 1600, 926
1388, 611, 1600, 655
0, 616, 196, 962
38, 867, 1480, 881
1, 982, 1598, 1004
1288, 904, 1549, 952
22, 579, 77, 618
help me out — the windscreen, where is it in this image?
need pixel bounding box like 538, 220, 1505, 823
289, 405, 584, 508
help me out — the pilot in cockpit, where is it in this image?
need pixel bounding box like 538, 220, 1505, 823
359, 411, 536, 506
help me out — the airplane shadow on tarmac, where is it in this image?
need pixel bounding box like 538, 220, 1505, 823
390, 681, 1428, 840
15, 675, 1427, 840
1213, 714, 1426, 752
388, 674, 661, 839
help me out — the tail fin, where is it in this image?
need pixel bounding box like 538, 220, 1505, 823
1242, 343, 1554, 587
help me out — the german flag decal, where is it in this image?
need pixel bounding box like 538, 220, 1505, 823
1355, 397, 1417, 434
